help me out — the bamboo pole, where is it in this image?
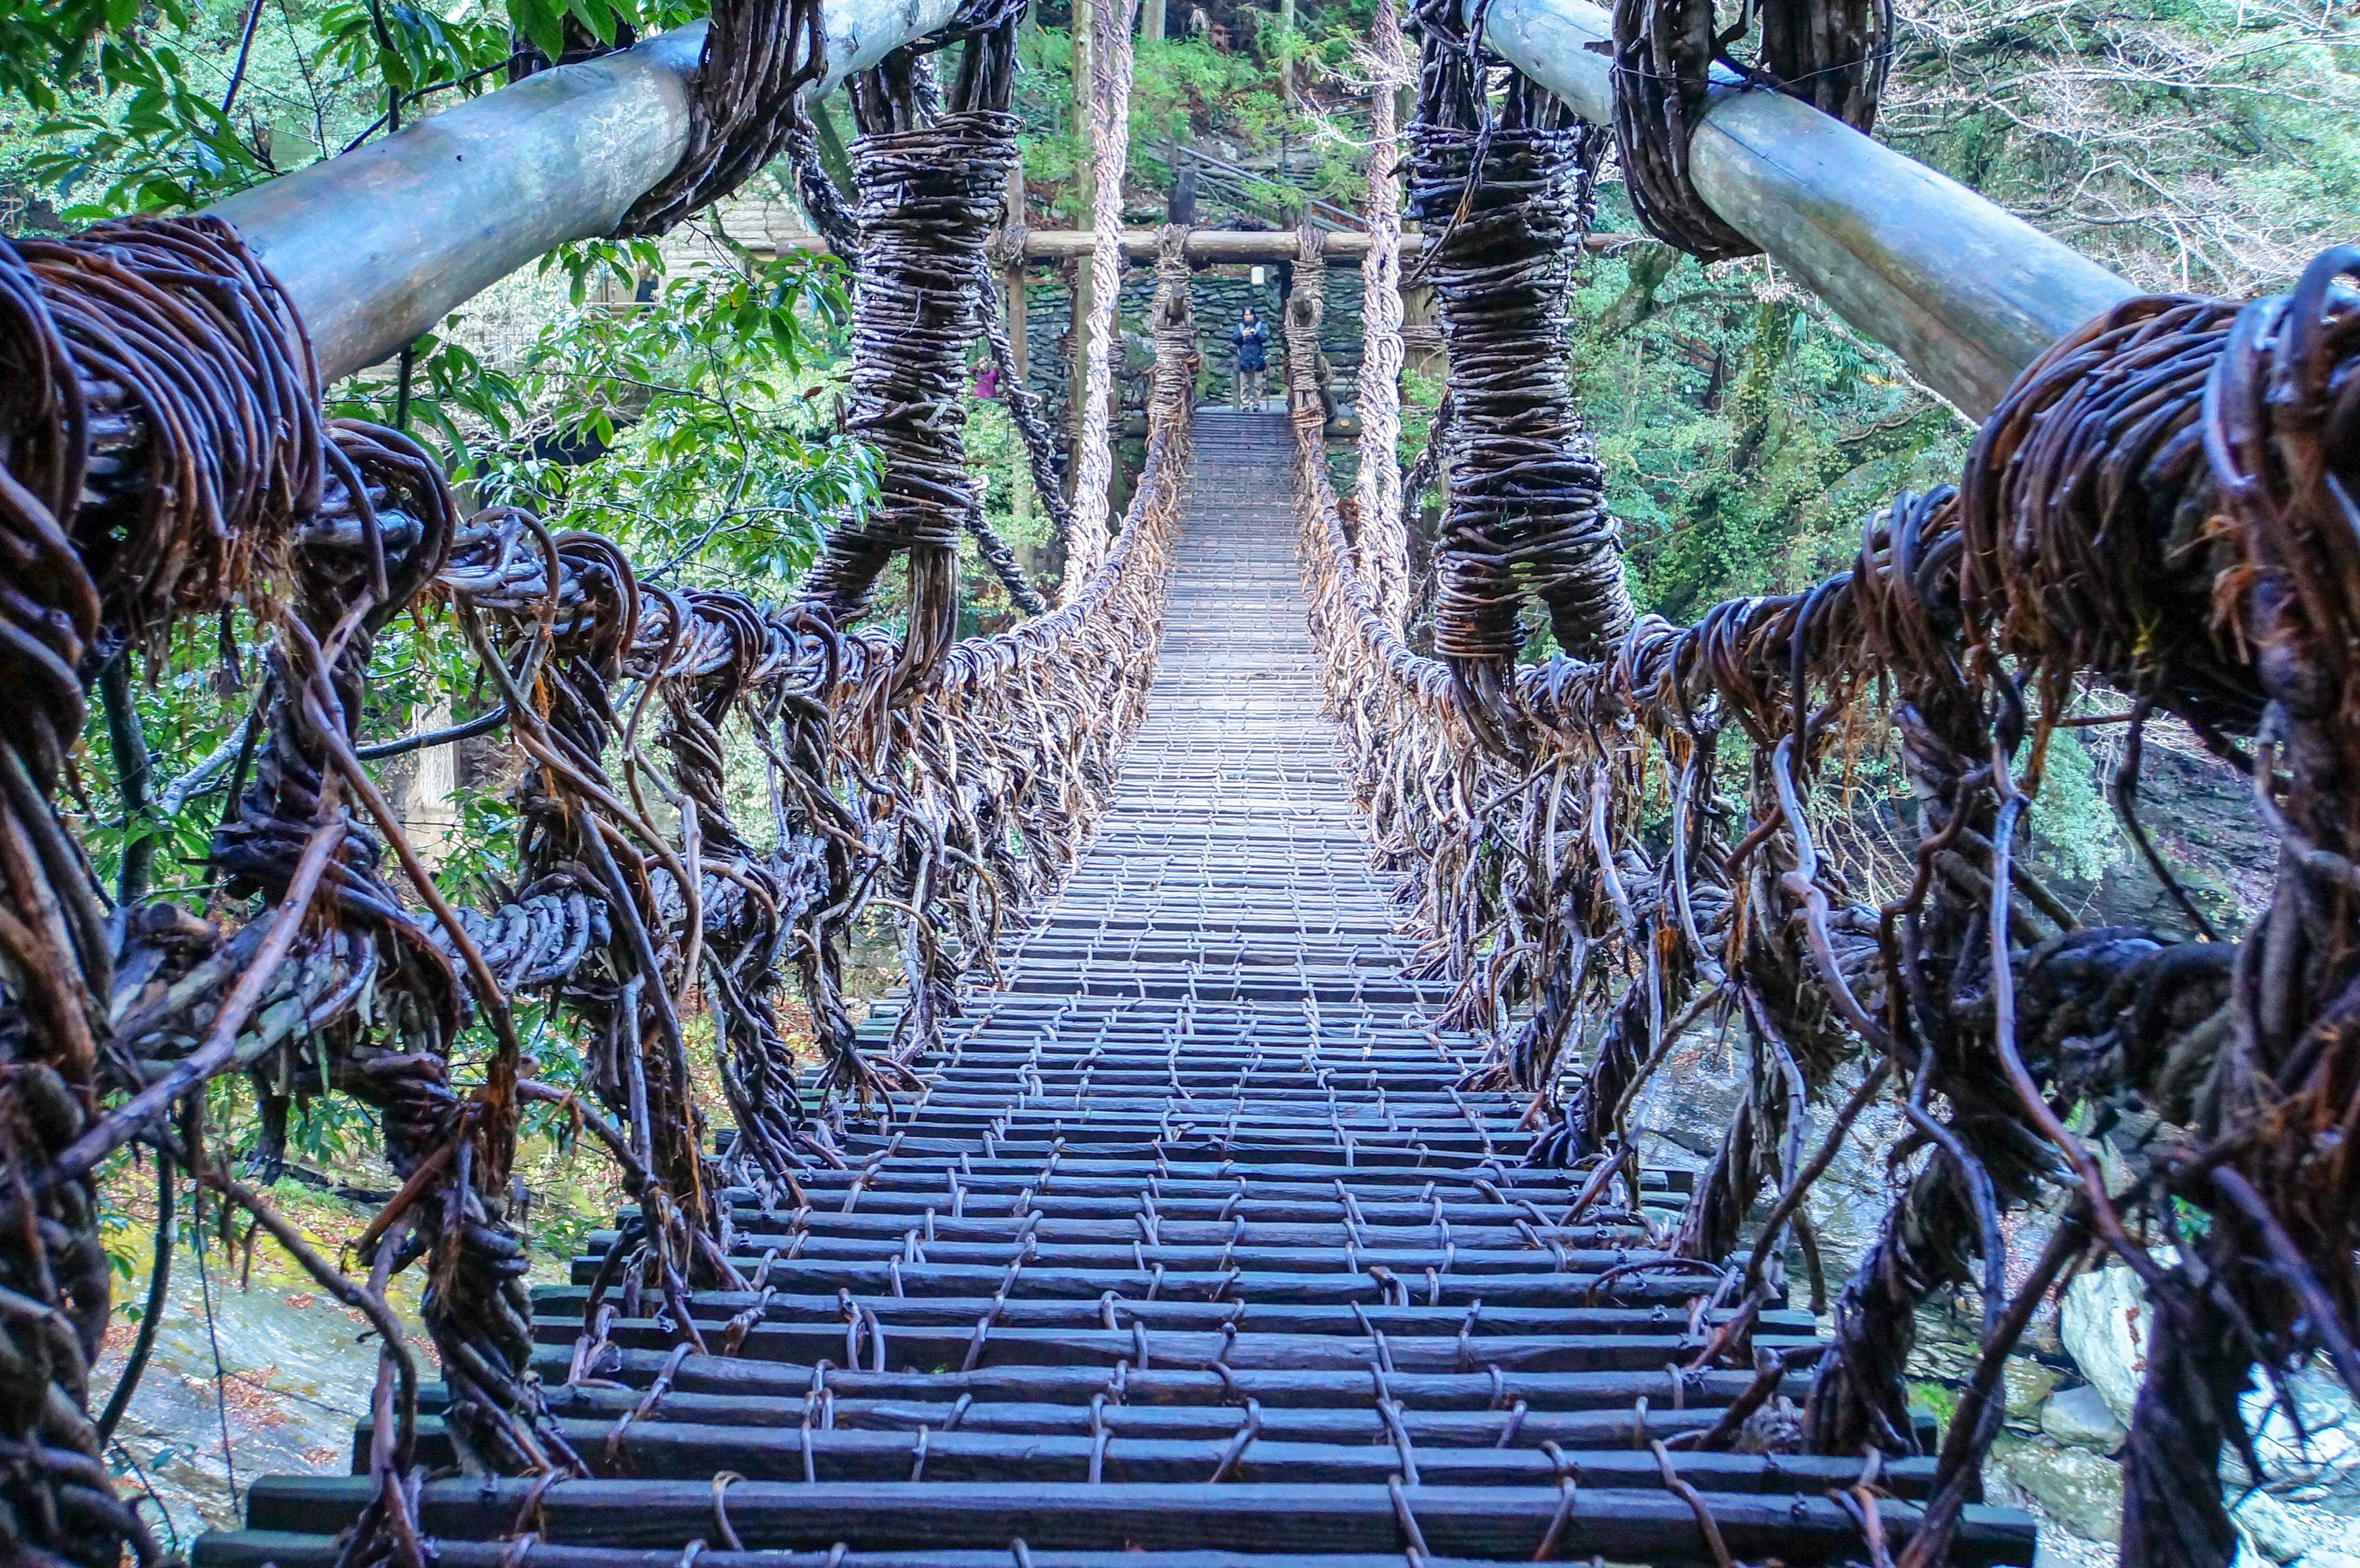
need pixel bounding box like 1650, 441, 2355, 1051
1472, 0, 2134, 415
206, 0, 961, 382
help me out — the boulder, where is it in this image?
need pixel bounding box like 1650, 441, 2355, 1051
2241, 1369, 2360, 1511
2234, 1489, 2313, 1563
2061, 1264, 2153, 1425
2042, 1384, 2127, 1452
1999, 1438, 2123, 1543
2007, 1358, 2062, 1423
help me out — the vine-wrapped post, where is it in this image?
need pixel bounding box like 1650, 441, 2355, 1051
802, 25, 1023, 689
1353, 0, 1412, 628
1406, 3, 1629, 751
1284, 224, 1328, 433
1063, 0, 1141, 594
1150, 223, 1198, 429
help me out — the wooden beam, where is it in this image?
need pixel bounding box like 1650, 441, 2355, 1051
240, 1475, 2037, 1564
752, 230, 1640, 263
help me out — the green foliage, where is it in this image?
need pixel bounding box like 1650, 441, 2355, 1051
0, 0, 192, 114
460, 246, 875, 591
1, 0, 706, 221
2025, 729, 2123, 886
1562, 231, 1972, 620
25, 41, 276, 214
1878, 0, 2360, 293
317, 0, 510, 108
1132, 34, 1282, 154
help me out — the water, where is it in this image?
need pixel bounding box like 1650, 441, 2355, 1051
95, 1239, 435, 1551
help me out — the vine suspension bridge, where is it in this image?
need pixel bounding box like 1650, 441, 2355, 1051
0, 0, 2355, 1562
205, 410, 2039, 1568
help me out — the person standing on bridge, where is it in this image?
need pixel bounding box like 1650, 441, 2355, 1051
1226, 306, 1269, 410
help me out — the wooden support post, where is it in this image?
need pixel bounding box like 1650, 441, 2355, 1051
1144, 0, 1165, 42
1005, 162, 1029, 386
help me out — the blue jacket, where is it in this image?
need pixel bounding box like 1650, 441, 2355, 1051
1227, 319, 1268, 372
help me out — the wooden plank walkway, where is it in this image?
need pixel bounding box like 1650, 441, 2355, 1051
193, 412, 2036, 1568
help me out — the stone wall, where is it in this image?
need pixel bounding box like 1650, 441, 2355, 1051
1018, 260, 1368, 418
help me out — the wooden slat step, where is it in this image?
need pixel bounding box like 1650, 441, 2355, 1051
634, 1215, 1648, 1248
359, 1421, 1949, 1494
562, 1258, 1731, 1305
524, 1349, 1803, 1411
202, 1538, 1990, 1568
718, 1167, 1695, 1197
234, 1476, 2034, 1565
555, 1320, 1808, 1375
532, 1288, 1806, 1339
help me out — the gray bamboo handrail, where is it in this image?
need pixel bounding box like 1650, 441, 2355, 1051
1476, 0, 2136, 415
207, 0, 958, 382
193, 0, 2137, 411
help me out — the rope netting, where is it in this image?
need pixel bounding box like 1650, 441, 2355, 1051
0, 4, 1195, 1558
1302, 217, 2360, 1564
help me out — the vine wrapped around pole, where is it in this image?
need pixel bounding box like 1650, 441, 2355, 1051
1063, 0, 1141, 594
1353, 0, 1412, 629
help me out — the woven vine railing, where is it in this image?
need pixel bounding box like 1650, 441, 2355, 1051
0, 7, 1192, 1563
1297, 235, 2360, 1567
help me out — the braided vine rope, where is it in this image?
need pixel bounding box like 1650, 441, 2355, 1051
1353, 0, 1414, 630
1063, 0, 1143, 595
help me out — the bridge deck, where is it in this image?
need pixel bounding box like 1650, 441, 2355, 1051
194, 413, 2034, 1568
